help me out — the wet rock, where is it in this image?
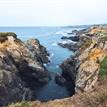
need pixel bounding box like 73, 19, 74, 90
58, 42, 79, 51
61, 56, 77, 84
67, 32, 73, 35
61, 36, 79, 42
55, 74, 66, 86
71, 30, 78, 35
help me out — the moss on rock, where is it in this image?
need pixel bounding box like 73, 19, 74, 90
0, 32, 17, 43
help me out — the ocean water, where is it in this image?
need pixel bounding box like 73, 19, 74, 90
0, 27, 83, 101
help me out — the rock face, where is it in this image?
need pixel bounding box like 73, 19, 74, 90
25, 39, 50, 64
55, 74, 66, 86
61, 26, 107, 93
0, 32, 50, 106
58, 28, 89, 51
75, 39, 107, 92
61, 36, 79, 42
58, 42, 79, 51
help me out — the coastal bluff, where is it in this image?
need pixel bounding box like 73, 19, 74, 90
0, 32, 50, 106
61, 25, 107, 93
3, 26, 107, 107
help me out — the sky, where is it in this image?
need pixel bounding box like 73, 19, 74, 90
0, 0, 107, 26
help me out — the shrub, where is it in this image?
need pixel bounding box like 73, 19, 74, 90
99, 56, 107, 79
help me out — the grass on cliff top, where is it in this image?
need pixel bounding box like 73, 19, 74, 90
79, 39, 92, 52
0, 32, 17, 37
99, 56, 107, 79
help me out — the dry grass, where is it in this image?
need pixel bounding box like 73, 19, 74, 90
6, 79, 107, 107
79, 39, 92, 52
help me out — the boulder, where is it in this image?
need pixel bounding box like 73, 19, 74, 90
55, 74, 66, 86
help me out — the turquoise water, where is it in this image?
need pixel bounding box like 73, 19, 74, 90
0, 27, 82, 101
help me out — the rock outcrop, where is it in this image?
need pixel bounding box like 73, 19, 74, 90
55, 73, 66, 86
61, 26, 107, 93
58, 28, 89, 51
58, 42, 79, 51
61, 36, 79, 42
0, 32, 50, 106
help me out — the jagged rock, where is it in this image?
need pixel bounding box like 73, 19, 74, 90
25, 39, 50, 64
0, 32, 50, 106
58, 42, 79, 51
0, 50, 33, 106
55, 74, 66, 86
61, 26, 107, 93
61, 57, 77, 82
59, 33, 92, 52
61, 36, 79, 42
71, 30, 78, 35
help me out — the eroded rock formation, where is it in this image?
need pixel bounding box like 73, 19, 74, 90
0, 32, 50, 106
61, 26, 107, 93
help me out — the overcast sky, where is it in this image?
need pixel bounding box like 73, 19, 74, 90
0, 0, 107, 26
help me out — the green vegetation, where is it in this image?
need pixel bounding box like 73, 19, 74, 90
99, 36, 107, 42
0, 32, 17, 37
99, 56, 107, 79
0, 32, 17, 43
101, 31, 107, 36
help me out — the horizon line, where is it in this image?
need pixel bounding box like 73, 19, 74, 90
0, 23, 106, 27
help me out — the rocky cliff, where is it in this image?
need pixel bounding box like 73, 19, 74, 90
7, 76, 107, 107
5, 26, 107, 107
0, 33, 50, 106
61, 26, 107, 93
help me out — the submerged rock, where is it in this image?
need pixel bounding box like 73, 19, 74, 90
0, 32, 50, 106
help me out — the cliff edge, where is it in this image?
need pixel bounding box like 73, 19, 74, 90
0, 33, 50, 106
